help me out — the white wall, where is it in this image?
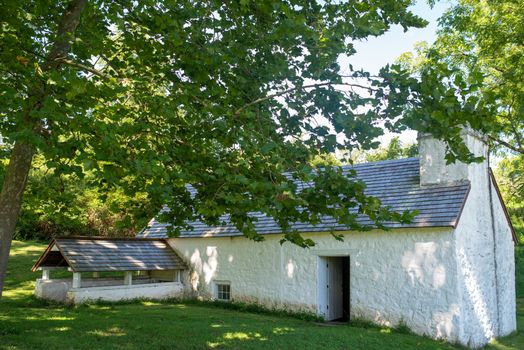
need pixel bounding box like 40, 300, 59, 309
159, 129, 516, 348
68, 282, 184, 303
168, 227, 461, 341
491, 181, 517, 337
35, 278, 71, 302
454, 176, 517, 348
448, 133, 517, 347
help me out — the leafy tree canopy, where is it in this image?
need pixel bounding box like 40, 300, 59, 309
1, 0, 427, 254
396, 0, 524, 158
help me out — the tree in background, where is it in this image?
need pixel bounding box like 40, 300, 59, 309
495, 155, 524, 242
345, 136, 417, 164
309, 153, 342, 168
0, 0, 428, 296
7, 161, 153, 240
0, 145, 154, 240
363, 136, 417, 163
395, 0, 524, 242
397, 0, 524, 157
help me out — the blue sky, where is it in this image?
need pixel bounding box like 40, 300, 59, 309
349, 1, 451, 75
340, 0, 453, 145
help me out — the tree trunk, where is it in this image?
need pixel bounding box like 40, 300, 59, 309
0, 142, 34, 297
0, 0, 88, 298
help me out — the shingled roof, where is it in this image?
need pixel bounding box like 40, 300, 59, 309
137, 157, 471, 239
32, 237, 187, 272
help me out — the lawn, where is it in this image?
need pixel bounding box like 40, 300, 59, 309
0, 241, 523, 349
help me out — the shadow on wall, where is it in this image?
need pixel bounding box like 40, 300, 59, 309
189, 246, 218, 292
185, 244, 300, 297
182, 239, 496, 346
398, 242, 495, 345
185, 239, 463, 338
401, 242, 447, 289
457, 247, 496, 346
399, 242, 460, 340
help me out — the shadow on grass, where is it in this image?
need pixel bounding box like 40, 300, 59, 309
0, 298, 467, 350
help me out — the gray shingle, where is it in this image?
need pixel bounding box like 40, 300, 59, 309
33, 238, 187, 272
137, 157, 470, 239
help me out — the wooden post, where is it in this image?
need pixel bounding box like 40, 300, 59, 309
124, 271, 133, 286
72, 272, 81, 288
42, 269, 50, 280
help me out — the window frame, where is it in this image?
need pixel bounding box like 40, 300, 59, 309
214, 281, 231, 302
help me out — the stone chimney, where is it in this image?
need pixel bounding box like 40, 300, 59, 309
418, 129, 488, 186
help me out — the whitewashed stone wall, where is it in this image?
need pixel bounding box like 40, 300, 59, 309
67, 281, 184, 303
166, 129, 515, 348
491, 181, 517, 337
453, 179, 516, 347
168, 227, 461, 341
421, 129, 516, 347
35, 278, 71, 302
418, 130, 485, 186
35, 278, 185, 303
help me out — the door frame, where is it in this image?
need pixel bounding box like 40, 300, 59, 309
317, 254, 351, 321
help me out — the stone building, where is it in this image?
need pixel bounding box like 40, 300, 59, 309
138, 130, 517, 348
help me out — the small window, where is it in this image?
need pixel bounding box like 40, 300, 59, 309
215, 282, 231, 301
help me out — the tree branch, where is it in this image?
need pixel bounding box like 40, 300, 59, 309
507, 95, 524, 151
235, 82, 379, 115
99, 54, 125, 78
55, 58, 111, 79
489, 135, 524, 155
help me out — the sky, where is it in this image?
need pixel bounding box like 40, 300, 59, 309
341, 0, 453, 146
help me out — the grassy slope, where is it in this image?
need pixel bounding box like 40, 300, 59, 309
0, 241, 522, 350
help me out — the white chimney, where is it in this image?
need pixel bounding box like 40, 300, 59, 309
418, 129, 488, 186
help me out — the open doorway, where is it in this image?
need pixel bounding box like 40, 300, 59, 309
318, 256, 350, 321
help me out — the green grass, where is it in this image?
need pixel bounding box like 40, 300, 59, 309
0, 241, 523, 350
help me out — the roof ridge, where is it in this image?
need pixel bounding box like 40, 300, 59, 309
55, 236, 165, 241
279, 157, 418, 178
346, 157, 419, 168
